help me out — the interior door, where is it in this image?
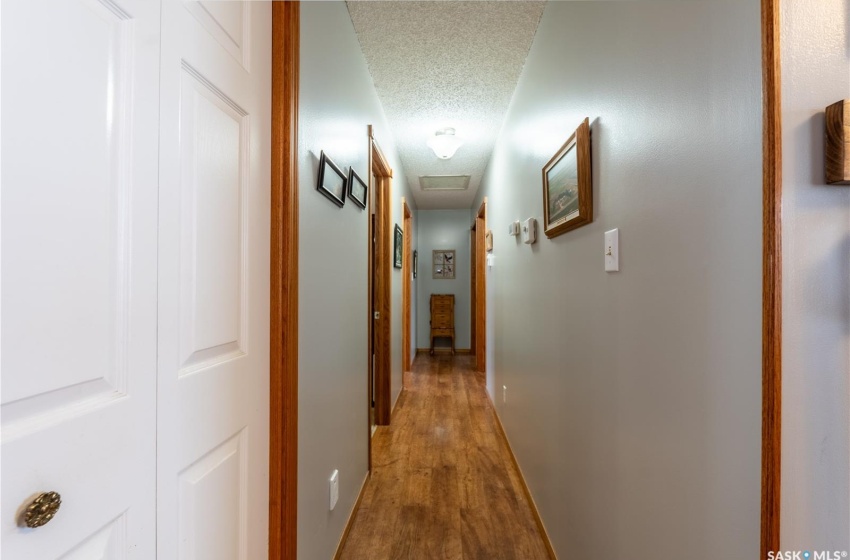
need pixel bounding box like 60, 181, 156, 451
1, 0, 160, 557
156, 1, 271, 558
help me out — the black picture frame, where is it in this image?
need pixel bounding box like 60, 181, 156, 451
413, 250, 418, 278
316, 151, 347, 207
347, 168, 368, 209
393, 224, 403, 268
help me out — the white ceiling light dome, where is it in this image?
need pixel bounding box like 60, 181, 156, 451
427, 127, 463, 159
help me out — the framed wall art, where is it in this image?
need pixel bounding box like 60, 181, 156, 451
432, 249, 455, 279
316, 151, 347, 207
393, 224, 403, 268
347, 167, 368, 209
542, 118, 592, 238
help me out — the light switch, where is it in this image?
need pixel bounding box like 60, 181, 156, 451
605, 229, 619, 272
522, 218, 537, 244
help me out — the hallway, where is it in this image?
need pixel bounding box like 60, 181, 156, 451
338, 355, 551, 559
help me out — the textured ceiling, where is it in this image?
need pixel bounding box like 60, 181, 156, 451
347, 1, 546, 210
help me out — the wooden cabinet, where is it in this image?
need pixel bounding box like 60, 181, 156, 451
430, 294, 455, 354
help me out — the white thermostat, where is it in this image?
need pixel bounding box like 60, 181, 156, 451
522, 218, 537, 244
507, 221, 520, 236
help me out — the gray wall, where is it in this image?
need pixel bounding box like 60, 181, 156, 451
781, 0, 850, 549
415, 210, 472, 350
472, 2, 762, 558
298, 3, 415, 558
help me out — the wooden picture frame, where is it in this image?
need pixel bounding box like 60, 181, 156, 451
432, 249, 455, 279
542, 118, 592, 238
347, 167, 368, 208
316, 151, 347, 207
393, 224, 403, 268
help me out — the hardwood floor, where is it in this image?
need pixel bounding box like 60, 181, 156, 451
338, 355, 551, 560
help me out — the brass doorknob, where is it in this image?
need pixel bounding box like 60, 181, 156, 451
24, 492, 61, 528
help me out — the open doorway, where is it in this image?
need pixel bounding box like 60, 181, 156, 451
473, 199, 487, 373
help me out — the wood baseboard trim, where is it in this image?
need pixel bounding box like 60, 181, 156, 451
333, 471, 371, 560
415, 348, 471, 355
488, 395, 558, 560
391, 386, 403, 415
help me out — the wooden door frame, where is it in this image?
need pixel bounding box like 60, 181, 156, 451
269, 3, 298, 559
370, 126, 393, 427
474, 199, 487, 373
761, 0, 781, 556
402, 199, 413, 374
470, 222, 476, 354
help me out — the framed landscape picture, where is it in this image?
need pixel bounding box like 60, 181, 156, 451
316, 151, 347, 208
432, 249, 455, 279
542, 118, 592, 238
347, 167, 367, 209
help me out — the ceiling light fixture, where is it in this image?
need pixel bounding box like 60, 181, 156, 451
427, 127, 463, 159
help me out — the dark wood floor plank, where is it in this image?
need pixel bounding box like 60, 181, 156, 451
338, 355, 550, 560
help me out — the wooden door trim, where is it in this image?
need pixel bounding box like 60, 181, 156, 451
761, 0, 781, 555
402, 199, 413, 375
371, 126, 393, 426
474, 200, 487, 373
367, 134, 373, 472
269, 3, 299, 560
470, 222, 476, 355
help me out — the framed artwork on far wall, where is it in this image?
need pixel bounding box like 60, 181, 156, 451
347, 167, 367, 209
542, 117, 592, 238
432, 249, 455, 279
316, 151, 347, 208
393, 224, 403, 268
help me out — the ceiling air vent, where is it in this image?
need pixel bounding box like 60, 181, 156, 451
419, 175, 471, 191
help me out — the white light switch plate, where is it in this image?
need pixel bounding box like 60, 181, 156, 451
329, 470, 339, 511
605, 229, 619, 272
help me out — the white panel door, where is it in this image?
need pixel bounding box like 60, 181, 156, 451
156, 2, 271, 559
1, 0, 160, 558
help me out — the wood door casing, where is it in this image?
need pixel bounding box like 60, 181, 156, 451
761, 0, 782, 554
470, 222, 477, 355
474, 200, 487, 373
402, 199, 413, 374
269, 3, 299, 559
371, 128, 393, 426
